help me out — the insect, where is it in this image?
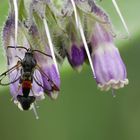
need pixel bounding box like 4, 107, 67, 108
0, 46, 59, 110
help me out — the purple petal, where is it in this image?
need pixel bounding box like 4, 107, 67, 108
31, 70, 45, 100
91, 23, 128, 91
67, 44, 85, 70
2, 14, 45, 100
34, 47, 60, 99
91, 23, 113, 48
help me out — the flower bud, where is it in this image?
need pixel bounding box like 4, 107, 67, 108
66, 43, 85, 71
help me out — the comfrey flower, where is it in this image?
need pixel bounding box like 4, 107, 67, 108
60, 0, 114, 76
62, 16, 86, 71
91, 22, 129, 91
60, 0, 129, 91
66, 43, 85, 71
28, 24, 60, 100
2, 14, 45, 116
0, 0, 130, 117
1, 0, 61, 118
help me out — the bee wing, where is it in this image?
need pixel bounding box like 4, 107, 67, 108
33, 65, 59, 92
33, 69, 44, 89
0, 62, 21, 86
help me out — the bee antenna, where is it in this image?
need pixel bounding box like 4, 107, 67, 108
32, 50, 52, 58
7, 46, 28, 51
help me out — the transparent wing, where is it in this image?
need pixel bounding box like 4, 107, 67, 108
33, 69, 44, 89
33, 65, 59, 91
0, 62, 21, 86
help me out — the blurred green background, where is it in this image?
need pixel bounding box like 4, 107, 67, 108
0, 0, 140, 140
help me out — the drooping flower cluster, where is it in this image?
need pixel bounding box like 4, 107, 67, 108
1, 0, 129, 115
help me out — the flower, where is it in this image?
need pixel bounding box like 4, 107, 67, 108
2, 14, 45, 109
28, 24, 61, 100
34, 47, 60, 100
66, 43, 85, 71
60, 0, 113, 76
0, 0, 130, 116
91, 22, 129, 91
1, 0, 62, 113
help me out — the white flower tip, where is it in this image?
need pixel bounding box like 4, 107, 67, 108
34, 91, 45, 100
50, 91, 59, 100
98, 79, 129, 91
74, 65, 83, 72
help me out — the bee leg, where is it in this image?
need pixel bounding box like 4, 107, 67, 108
32, 103, 39, 120
30, 88, 39, 119
10, 97, 14, 102
31, 88, 39, 108
17, 84, 21, 93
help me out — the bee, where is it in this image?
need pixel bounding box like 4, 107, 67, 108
0, 46, 59, 110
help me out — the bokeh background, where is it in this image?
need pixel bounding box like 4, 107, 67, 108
0, 0, 140, 140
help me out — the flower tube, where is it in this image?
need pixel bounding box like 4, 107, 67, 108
91, 22, 129, 91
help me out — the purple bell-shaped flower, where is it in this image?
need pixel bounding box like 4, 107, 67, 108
91, 23, 129, 91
